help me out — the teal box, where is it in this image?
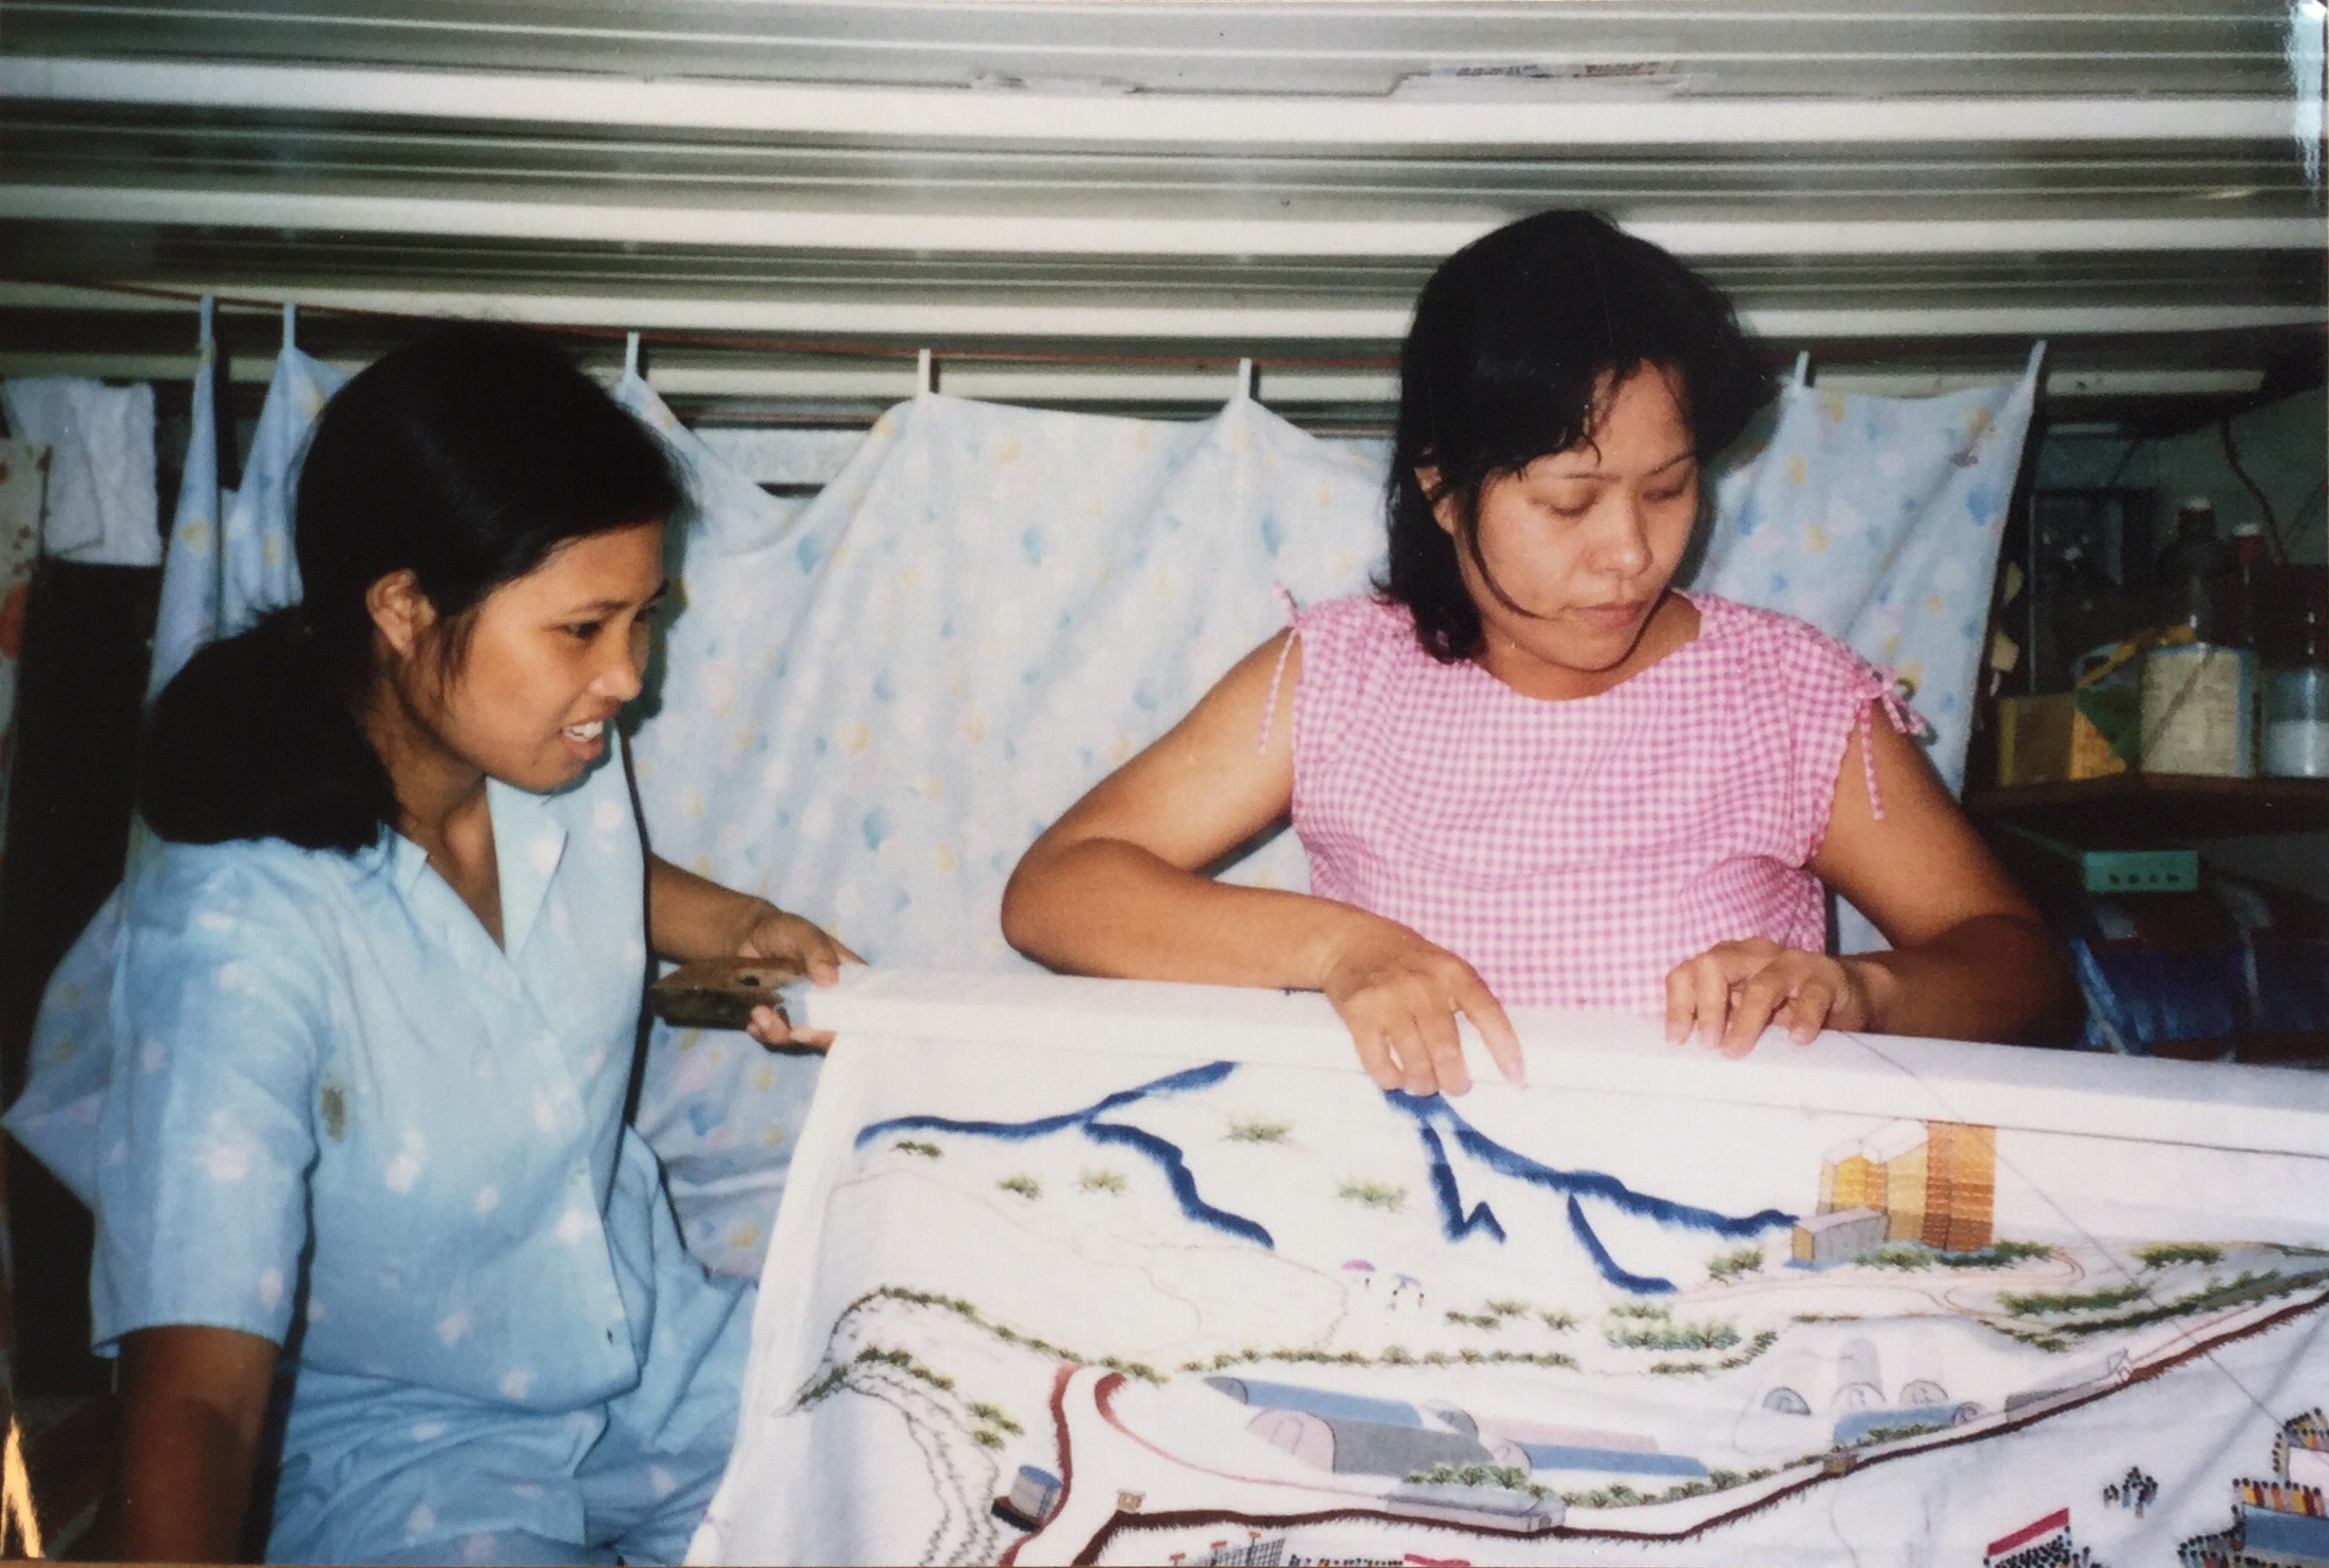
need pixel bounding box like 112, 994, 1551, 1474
2075, 848, 2199, 894
2001, 827, 2201, 893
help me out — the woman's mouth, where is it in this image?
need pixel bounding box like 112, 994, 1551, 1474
1576, 600, 1650, 632
560, 719, 606, 758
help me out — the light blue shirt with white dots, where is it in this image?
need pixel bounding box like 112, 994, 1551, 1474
36, 753, 750, 1557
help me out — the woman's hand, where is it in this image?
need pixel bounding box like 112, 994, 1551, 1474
647, 855, 860, 1049
1664, 938, 1886, 1056
733, 903, 863, 1049
1318, 915, 1525, 1096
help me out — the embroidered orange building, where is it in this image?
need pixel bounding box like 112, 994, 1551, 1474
1814, 1119, 1994, 1253
1920, 1121, 1996, 1253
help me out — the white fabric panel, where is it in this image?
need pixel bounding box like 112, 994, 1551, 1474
0, 376, 159, 566
691, 426, 871, 489
149, 305, 224, 697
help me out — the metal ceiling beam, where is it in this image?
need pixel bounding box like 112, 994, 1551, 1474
5, 185, 2317, 258
4, 282, 2315, 342
0, 57, 2300, 147
0, 352, 2266, 408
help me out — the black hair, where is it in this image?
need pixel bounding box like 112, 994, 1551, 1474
1380, 210, 1773, 661
140, 323, 682, 852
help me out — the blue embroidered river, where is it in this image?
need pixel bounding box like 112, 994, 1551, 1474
855, 1061, 1796, 1294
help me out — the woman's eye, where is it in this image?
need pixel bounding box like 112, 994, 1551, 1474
565, 621, 603, 641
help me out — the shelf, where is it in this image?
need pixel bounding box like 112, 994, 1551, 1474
1965, 773, 2329, 847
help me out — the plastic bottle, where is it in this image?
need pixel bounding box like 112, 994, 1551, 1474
2222, 520, 2270, 652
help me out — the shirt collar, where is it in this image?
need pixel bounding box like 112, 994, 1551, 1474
489, 776, 569, 961
378, 777, 573, 959
384, 827, 433, 897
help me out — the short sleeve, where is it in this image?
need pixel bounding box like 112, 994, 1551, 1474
1781, 622, 1925, 865
91, 854, 328, 1351
3, 892, 130, 1208
1289, 595, 1394, 779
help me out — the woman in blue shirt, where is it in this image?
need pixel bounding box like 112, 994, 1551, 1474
14, 327, 849, 1563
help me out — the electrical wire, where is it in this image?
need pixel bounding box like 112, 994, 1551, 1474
2219, 417, 2289, 562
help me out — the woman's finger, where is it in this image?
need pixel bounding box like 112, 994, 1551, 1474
1723, 959, 1800, 1056
800, 932, 864, 985
1450, 971, 1525, 1087
1368, 990, 1439, 1097
1690, 953, 1734, 1049
1786, 976, 1837, 1043
1414, 999, 1470, 1098
1388, 1021, 1438, 1098
1345, 1018, 1404, 1092
1671, 942, 1754, 1047
1663, 961, 1696, 1045
745, 1002, 835, 1051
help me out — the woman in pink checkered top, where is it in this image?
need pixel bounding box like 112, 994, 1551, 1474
1005, 212, 2067, 1095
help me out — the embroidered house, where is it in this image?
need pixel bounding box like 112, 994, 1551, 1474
1792, 1207, 1888, 1268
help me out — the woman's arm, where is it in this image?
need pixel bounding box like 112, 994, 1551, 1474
107, 1324, 279, 1562
1666, 716, 2073, 1053
646, 855, 860, 1044
1003, 634, 1522, 1094
645, 855, 849, 972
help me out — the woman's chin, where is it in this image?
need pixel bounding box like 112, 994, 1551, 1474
1553, 621, 1653, 671
493, 749, 594, 796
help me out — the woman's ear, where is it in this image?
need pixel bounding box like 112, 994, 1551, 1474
1414, 465, 1460, 539
365, 570, 436, 660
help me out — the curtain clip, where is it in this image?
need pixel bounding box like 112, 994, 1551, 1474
1236, 358, 1256, 403
1791, 350, 1812, 390
916, 348, 935, 397
624, 331, 642, 380
282, 300, 297, 352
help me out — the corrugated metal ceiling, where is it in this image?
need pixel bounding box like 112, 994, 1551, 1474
2, 0, 2322, 427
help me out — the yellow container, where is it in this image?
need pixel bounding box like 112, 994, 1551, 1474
1997, 692, 2130, 786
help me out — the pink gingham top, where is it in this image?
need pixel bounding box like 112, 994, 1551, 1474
1286, 591, 1918, 1013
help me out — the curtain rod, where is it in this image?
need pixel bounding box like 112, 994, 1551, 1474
29, 278, 1408, 374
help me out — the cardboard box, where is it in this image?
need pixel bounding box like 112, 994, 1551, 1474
1997, 692, 2133, 786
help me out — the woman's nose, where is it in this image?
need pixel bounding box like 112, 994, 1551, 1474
1600, 497, 1654, 575
598, 630, 647, 702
